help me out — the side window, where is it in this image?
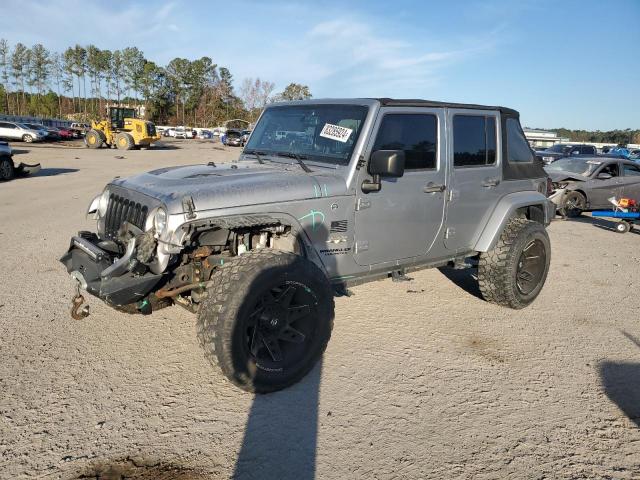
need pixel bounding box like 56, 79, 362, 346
600, 163, 620, 177
623, 164, 640, 176
506, 117, 534, 163
453, 115, 496, 167
0, 122, 8, 128
372, 114, 437, 170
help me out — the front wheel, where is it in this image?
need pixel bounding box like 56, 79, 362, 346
22, 134, 33, 143
0, 157, 14, 181
197, 250, 334, 393
478, 217, 551, 309
561, 191, 586, 218
85, 130, 103, 149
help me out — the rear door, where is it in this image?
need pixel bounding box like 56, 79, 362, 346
621, 162, 640, 199
0, 122, 18, 140
353, 108, 446, 266
444, 110, 502, 251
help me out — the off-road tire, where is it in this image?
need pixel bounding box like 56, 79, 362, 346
561, 191, 586, 218
22, 134, 33, 143
478, 216, 551, 309
85, 129, 103, 149
0, 157, 14, 181
197, 249, 334, 393
115, 132, 135, 150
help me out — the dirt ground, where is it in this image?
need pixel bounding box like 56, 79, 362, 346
1, 139, 639, 479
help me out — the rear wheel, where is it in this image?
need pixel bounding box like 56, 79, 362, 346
85, 130, 103, 149
197, 250, 334, 393
478, 217, 551, 309
115, 132, 135, 150
561, 191, 586, 218
0, 157, 14, 181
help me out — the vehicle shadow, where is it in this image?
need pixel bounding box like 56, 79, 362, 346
17, 167, 79, 178
437, 266, 483, 300
233, 360, 323, 480
599, 330, 640, 427
10, 148, 29, 155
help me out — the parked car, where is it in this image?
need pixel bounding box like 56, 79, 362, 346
0, 121, 46, 143
241, 129, 252, 144
223, 129, 244, 146
70, 123, 89, 137
546, 157, 640, 216
535, 144, 597, 164
55, 126, 75, 140
61, 98, 554, 393
23, 123, 58, 141
197, 129, 213, 139
174, 126, 188, 139
163, 128, 176, 137
0, 140, 41, 180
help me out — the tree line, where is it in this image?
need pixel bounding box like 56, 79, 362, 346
550, 128, 640, 146
0, 39, 312, 126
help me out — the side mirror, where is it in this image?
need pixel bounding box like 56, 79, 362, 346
597, 172, 612, 180
362, 150, 405, 193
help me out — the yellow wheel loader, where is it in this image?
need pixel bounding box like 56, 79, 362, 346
85, 107, 160, 150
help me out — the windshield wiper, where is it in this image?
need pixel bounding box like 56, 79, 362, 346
244, 149, 266, 164
276, 152, 313, 173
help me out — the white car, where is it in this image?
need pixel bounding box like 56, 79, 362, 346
174, 126, 187, 139
0, 121, 46, 143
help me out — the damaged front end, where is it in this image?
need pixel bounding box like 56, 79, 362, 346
60, 187, 171, 315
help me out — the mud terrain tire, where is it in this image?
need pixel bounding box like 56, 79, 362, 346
197, 249, 334, 393
478, 216, 551, 309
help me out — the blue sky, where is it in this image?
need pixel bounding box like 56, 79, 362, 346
1, 0, 638, 130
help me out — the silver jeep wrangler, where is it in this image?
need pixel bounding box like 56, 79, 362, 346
61, 98, 555, 392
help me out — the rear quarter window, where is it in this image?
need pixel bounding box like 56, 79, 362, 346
506, 118, 534, 163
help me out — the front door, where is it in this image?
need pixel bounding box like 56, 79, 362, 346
588, 162, 623, 208
444, 110, 502, 251
354, 108, 446, 266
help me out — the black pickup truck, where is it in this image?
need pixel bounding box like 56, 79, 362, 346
535, 144, 598, 164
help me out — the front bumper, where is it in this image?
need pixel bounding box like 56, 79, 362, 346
60, 235, 162, 307
548, 188, 568, 210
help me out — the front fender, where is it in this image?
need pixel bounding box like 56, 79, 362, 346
474, 191, 554, 252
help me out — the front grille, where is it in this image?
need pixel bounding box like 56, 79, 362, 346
104, 194, 148, 239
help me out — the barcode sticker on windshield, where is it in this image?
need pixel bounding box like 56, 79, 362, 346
320, 123, 353, 143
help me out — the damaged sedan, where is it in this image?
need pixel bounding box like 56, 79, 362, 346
546, 157, 640, 217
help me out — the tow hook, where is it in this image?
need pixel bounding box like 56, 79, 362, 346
71, 284, 90, 320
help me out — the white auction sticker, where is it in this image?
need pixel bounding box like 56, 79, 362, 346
319, 123, 353, 143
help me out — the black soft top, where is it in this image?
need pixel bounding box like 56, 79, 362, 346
376, 98, 519, 117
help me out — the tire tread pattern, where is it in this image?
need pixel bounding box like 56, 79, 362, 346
478, 216, 547, 309
196, 249, 334, 393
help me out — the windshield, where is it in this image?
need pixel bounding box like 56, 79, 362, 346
545, 157, 601, 176
245, 104, 369, 165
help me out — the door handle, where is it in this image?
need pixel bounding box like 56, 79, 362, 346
424, 183, 446, 193
482, 177, 501, 187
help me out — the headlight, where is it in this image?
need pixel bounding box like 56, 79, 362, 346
153, 208, 167, 234
87, 188, 110, 219
98, 189, 110, 216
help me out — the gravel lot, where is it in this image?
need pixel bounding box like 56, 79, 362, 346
1, 140, 639, 479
